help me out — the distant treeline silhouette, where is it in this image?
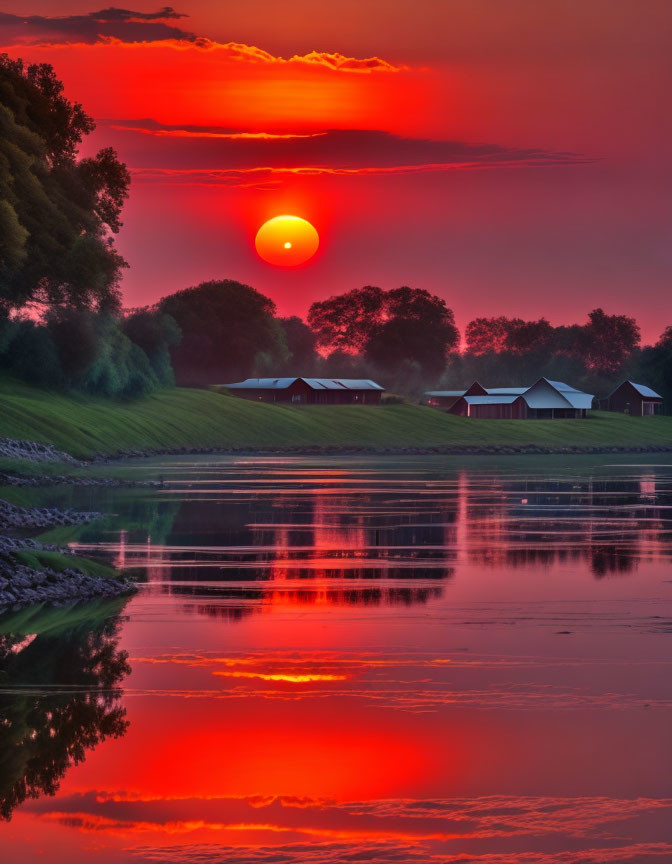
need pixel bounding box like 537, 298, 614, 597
1, 57, 670, 407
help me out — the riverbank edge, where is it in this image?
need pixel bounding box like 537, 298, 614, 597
0, 537, 137, 612
97, 442, 672, 460
1, 440, 138, 611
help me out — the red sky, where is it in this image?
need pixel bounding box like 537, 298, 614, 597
1, 1, 671, 342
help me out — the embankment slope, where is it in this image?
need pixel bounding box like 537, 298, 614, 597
1, 377, 671, 458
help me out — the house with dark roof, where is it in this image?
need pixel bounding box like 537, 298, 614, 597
605, 381, 663, 416
223, 377, 385, 405
425, 377, 594, 419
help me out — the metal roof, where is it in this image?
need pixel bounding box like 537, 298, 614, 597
426, 377, 595, 411
302, 378, 384, 391
465, 394, 519, 405
555, 391, 594, 410
542, 378, 582, 393
225, 377, 384, 391
523, 378, 594, 410
226, 377, 298, 389
625, 381, 663, 399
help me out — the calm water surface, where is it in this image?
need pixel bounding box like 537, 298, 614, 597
1, 456, 672, 863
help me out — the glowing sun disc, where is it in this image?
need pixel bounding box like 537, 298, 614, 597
255, 215, 319, 266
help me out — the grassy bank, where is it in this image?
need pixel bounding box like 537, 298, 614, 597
1, 376, 672, 458
12, 548, 118, 581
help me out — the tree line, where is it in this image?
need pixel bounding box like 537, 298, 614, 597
1, 56, 670, 408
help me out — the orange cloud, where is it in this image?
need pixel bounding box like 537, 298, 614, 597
212, 671, 348, 683
109, 125, 327, 140
0, 38, 428, 132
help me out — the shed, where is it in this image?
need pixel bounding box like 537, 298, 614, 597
223, 377, 385, 405
430, 377, 593, 419
606, 381, 663, 416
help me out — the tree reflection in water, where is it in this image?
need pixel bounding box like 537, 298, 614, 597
0, 598, 131, 821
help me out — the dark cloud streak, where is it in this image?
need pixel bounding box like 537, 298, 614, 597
0, 7, 196, 45
96, 120, 594, 179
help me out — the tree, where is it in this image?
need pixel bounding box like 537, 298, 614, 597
122, 307, 181, 385
308, 286, 459, 384
277, 316, 318, 372
581, 308, 640, 374
45, 307, 99, 379
0, 56, 130, 313
365, 287, 459, 380
0, 602, 131, 821
637, 325, 672, 415
307, 285, 386, 352
505, 318, 554, 354
465, 316, 519, 355
160, 280, 287, 385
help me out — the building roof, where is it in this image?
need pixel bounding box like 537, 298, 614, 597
303, 378, 384, 391
543, 379, 583, 393
426, 377, 594, 411
618, 381, 663, 399
522, 378, 594, 410
465, 394, 519, 405
225, 377, 384, 391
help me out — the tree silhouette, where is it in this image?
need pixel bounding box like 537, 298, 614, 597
0, 56, 130, 313
160, 279, 287, 385
308, 285, 459, 383
0, 600, 131, 821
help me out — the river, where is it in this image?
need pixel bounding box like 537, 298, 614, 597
1, 455, 671, 863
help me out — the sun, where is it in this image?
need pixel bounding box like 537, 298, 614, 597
255, 215, 319, 266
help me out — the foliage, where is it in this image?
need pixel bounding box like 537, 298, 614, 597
464, 309, 640, 376
0, 307, 179, 397
456, 308, 646, 400
122, 306, 181, 386
308, 285, 459, 389
635, 327, 672, 413
0, 319, 64, 388
277, 316, 319, 373
0, 56, 130, 312
0, 605, 130, 820
308, 285, 386, 352
160, 279, 288, 385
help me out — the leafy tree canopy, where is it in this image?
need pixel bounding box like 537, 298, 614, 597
0, 55, 130, 313
160, 279, 287, 386
308, 285, 459, 382
277, 315, 319, 374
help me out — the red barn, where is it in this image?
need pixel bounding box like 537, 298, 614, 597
606, 381, 663, 416
223, 377, 385, 405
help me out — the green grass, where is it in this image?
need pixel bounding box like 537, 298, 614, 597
0, 596, 129, 636
1, 375, 671, 457
13, 549, 118, 580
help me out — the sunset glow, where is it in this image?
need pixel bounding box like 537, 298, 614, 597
254, 215, 320, 266
1, 5, 672, 864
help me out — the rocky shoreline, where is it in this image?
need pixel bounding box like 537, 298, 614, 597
5, 433, 672, 463
0, 536, 134, 611
0, 498, 103, 531
0, 439, 137, 612
98, 443, 672, 459
0, 436, 81, 464
0, 470, 161, 488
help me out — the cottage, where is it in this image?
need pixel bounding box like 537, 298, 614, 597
425, 377, 594, 419
606, 381, 663, 416
223, 377, 385, 405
